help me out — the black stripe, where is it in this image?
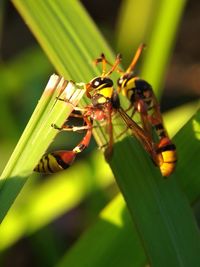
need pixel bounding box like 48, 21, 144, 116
34, 165, 39, 172
165, 159, 178, 163
159, 132, 167, 138
41, 158, 46, 173
54, 154, 70, 170
156, 144, 176, 153
46, 155, 54, 173
99, 83, 112, 89
155, 123, 164, 130
135, 79, 152, 92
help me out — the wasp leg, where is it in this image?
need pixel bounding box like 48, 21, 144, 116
51, 123, 92, 132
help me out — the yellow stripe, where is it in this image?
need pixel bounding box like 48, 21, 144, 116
160, 162, 176, 177
48, 154, 63, 172
162, 150, 177, 163
99, 87, 113, 98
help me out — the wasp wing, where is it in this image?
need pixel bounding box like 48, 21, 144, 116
118, 107, 157, 162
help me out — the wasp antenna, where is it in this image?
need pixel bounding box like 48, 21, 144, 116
126, 43, 146, 73
113, 53, 124, 74
101, 55, 107, 76
141, 43, 147, 49
93, 53, 105, 66
93, 59, 100, 66
105, 54, 122, 76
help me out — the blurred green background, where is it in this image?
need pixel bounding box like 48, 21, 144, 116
0, 0, 200, 266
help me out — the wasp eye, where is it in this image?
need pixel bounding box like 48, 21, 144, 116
91, 77, 102, 88
94, 80, 100, 87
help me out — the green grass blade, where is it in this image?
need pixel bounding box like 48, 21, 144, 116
164, 100, 200, 136
175, 108, 200, 202
109, 135, 200, 267
115, 0, 159, 60
0, 76, 85, 221
141, 0, 187, 97
12, 0, 117, 82
57, 108, 200, 267
116, 0, 186, 97
57, 194, 146, 267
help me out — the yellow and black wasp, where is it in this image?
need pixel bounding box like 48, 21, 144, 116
95, 45, 177, 176
34, 55, 121, 173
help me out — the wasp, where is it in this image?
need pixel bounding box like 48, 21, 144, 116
34, 55, 121, 173
95, 46, 177, 177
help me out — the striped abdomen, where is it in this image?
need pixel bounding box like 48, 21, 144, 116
156, 137, 177, 177
34, 150, 76, 174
